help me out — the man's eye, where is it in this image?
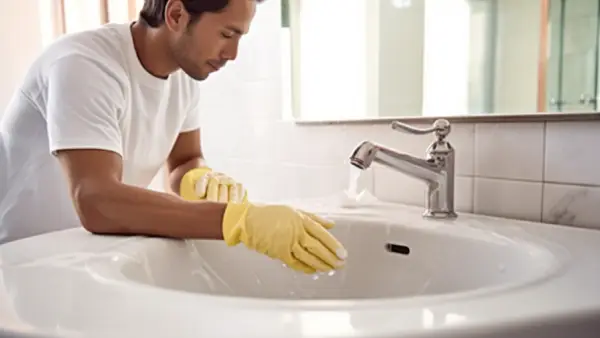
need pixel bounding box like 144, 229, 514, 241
221, 32, 233, 39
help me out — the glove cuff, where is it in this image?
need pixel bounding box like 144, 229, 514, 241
179, 167, 212, 201
222, 202, 250, 246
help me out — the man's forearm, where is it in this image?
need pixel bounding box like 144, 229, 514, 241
76, 180, 226, 239
168, 156, 206, 196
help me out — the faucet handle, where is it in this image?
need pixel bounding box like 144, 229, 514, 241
391, 119, 451, 141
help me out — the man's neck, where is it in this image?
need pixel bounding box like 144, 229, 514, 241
130, 21, 178, 79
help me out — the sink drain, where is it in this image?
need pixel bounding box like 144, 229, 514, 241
385, 243, 410, 255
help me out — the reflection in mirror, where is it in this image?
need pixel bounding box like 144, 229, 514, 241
283, 0, 600, 121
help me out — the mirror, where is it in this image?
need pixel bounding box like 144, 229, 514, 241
283, 0, 600, 121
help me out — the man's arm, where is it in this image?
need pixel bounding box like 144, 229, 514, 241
44, 54, 225, 239
166, 129, 206, 196
56, 148, 226, 239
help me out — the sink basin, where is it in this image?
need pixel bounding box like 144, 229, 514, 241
113, 216, 560, 301
0, 201, 599, 338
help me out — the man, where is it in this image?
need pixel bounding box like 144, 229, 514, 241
0, 0, 347, 274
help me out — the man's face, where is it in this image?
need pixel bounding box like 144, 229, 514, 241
165, 0, 257, 80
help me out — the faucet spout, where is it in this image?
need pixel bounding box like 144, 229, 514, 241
350, 141, 442, 184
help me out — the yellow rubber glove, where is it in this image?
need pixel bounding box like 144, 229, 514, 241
180, 167, 247, 203
222, 202, 348, 274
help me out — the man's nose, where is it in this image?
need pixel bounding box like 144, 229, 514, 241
222, 40, 239, 61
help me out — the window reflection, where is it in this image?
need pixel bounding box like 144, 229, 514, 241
39, 0, 143, 46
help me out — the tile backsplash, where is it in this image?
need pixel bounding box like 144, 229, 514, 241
170, 2, 600, 230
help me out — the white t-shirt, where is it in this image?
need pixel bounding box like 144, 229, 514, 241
0, 22, 202, 244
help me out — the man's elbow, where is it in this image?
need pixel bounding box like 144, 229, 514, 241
71, 180, 119, 234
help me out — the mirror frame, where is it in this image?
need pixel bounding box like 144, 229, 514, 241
292, 112, 600, 125
285, 0, 600, 125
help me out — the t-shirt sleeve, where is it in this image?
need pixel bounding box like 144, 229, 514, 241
180, 87, 202, 133
45, 55, 125, 156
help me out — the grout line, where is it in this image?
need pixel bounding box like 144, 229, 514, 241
540, 122, 548, 222
464, 174, 600, 189
470, 124, 477, 213
542, 180, 600, 188
541, 122, 547, 182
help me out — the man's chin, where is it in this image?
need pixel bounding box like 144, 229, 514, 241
182, 69, 210, 81
188, 73, 209, 81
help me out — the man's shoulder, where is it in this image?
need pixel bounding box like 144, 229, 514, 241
50, 23, 129, 54
40, 24, 131, 78
13, 24, 131, 106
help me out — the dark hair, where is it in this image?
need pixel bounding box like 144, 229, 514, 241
140, 0, 264, 28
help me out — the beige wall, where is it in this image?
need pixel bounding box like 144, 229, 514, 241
0, 0, 43, 115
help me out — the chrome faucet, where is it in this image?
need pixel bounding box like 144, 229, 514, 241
349, 119, 457, 219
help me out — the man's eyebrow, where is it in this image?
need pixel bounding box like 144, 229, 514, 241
225, 25, 244, 35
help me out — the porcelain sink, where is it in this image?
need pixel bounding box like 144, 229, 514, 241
0, 200, 599, 338
114, 216, 559, 301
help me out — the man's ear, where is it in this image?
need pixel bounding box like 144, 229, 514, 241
164, 0, 189, 32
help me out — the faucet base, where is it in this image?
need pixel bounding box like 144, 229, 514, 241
423, 210, 458, 220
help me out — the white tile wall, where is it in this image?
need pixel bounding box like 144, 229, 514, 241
192, 0, 600, 230
474, 178, 543, 222
474, 123, 545, 180
542, 183, 600, 229
545, 121, 600, 186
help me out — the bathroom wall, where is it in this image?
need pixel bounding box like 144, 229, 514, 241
197, 0, 600, 230
0, 0, 43, 115
1, 1, 598, 231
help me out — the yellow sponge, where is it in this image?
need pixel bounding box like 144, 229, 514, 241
179, 167, 249, 203
179, 167, 213, 201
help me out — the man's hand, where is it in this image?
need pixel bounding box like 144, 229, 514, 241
222, 202, 347, 274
